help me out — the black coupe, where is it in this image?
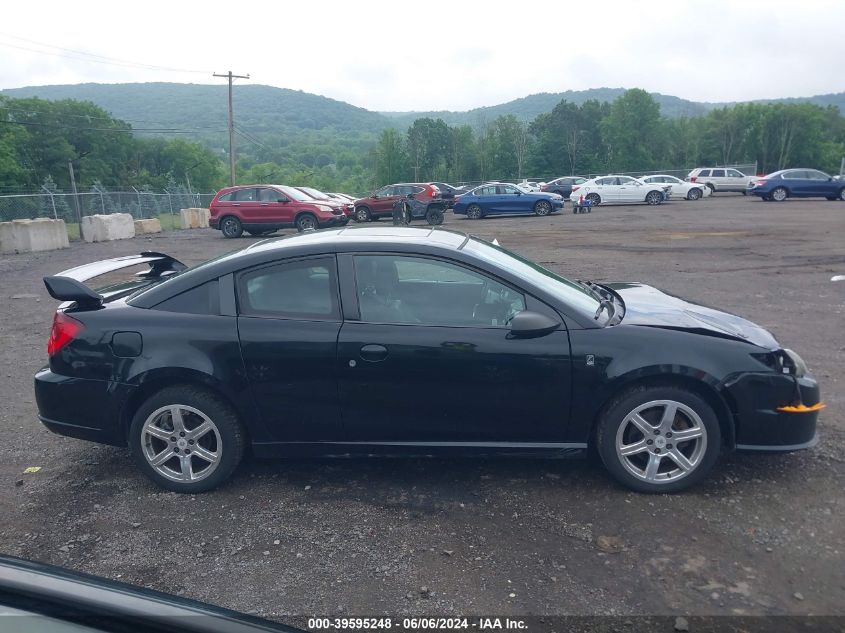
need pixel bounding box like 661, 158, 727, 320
35, 227, 822, 493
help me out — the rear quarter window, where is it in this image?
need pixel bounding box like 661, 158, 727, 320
217, 192, 233, 202
153, 280, 220, 315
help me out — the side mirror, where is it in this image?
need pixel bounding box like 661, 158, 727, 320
508, 310, 560, 338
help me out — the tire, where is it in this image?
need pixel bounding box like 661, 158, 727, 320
426, 207, 445, 226
645, 190, 663, 205
771, 187, 788, 202
585, 193, 601, 206
706, 183, 715, 195
355, 206, 372, 222
220, 216, 243, 239
129, 385, 246, 493
534, 200, 552, 216
839, 188, 845, 201
595, 384, 721, 493
741, 190, 748, 196
686, 187, 702, 201
296, 213, 318, 231
246, 230, 276, 237
466, 204, 483, 220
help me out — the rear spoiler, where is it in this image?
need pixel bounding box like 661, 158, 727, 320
43, 252, 186, 307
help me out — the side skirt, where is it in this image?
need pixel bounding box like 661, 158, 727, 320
251, 441, 588, 459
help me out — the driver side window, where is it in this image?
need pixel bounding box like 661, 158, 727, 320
353, 255, 525, 327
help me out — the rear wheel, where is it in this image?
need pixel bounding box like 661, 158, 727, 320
586, 193, 601, 206
771, 187, 788, 202
534, 200, 552, 216
596, 385, 721, 493
706, 183, 715, 195
839, 188, 845, 201
355, 206, 372, 222
220, 216, 243, 239
686, 187, 702, 200
466, 204, 483, 220
129, 385, 245, 493
645, 190, 663, 205
296, 213, 318, 231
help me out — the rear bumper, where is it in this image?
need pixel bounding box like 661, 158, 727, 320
34, 368, 132, 446
726, 372, 821, 451
209, 217, 219, 229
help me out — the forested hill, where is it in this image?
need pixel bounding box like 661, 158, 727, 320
381, 88, 713, 126
3, 83, 843, 141
383, 89, 845, 127
0, 82, 391, 140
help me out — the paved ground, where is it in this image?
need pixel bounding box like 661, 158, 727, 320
0, 194, 843, 621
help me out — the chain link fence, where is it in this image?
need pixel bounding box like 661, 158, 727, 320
0, 188, 215, 225
457, 163, 760, 188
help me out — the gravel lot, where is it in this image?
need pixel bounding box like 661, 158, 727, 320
0, 195, 843, 621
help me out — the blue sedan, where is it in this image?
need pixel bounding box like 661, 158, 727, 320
453, 183, 564, 219
748, 168, 845, 201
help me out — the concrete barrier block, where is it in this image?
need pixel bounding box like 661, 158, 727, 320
134, 218, 162, 235
179, 208, 210, 229
0, 218, 69, 254
81, 213, 135, 243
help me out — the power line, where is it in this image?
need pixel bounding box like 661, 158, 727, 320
0, 33, 211, 74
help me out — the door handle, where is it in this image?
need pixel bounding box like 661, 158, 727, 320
232, 203, 241, 206
359, 344, 388, 362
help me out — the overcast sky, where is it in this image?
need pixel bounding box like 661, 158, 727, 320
2, 0, 843, 112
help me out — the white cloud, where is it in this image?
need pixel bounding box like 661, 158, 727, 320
1, 0, 843, 111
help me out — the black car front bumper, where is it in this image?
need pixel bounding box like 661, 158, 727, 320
725, 372, 821, 451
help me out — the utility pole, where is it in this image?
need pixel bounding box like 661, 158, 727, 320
67, 161, 84, 239
213, 70, 250, 186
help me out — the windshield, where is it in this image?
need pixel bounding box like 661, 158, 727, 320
464, 238, 603, 319
277, 185, 313, 202
299, 186, 329, 199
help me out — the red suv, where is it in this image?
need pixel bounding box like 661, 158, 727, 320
353, 183, 440, 222
209, 184, 349, 238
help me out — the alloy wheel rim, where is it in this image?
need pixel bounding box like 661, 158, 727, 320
356, 209, 369, 221
689, 189, 700, 200
141, 405, 222, 483
773, 188, 787, 201
222, 219, 238, 236
537, 202, 551, 215
615, 399, 707, 484
587, 194, 600, 205
647, 192, 660, 205
299, 216, 316, 230
468, 206, 481, 218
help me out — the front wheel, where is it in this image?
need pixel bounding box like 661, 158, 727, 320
426, 207, 444, 225
466, 204, 483, 220
645, 191, 663, 205
129, 385, 246, 493
686, 187, 702, 201
596, 385, 721, 493
220, 216, 243, 239
771, 187, 788, 202
839, 188, 845, 201
534, 200, 552, 216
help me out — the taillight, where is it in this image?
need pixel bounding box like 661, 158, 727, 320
571, 185, 580, 192
48, 312, 83, 356
753, 180, 767, 186
689, 176, 697, 182
454, 196, 461, 203
540, 185, 548, 191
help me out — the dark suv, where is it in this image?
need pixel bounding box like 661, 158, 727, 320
353, 183, 441, 222
541, 176, 587, 198
209, 185, 349, 238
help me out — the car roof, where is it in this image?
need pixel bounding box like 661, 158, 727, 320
244, 226, 467, 255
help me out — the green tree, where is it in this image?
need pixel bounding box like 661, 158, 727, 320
600, 89, 663, 171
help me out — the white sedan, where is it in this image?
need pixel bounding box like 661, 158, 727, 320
569, 175, 671, 206
640, 174, 710, 200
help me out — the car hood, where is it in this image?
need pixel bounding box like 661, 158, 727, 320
609, 282, 778, 349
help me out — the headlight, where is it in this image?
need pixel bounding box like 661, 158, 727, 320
783, 348, 808, 377
316, 205, 332, 212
